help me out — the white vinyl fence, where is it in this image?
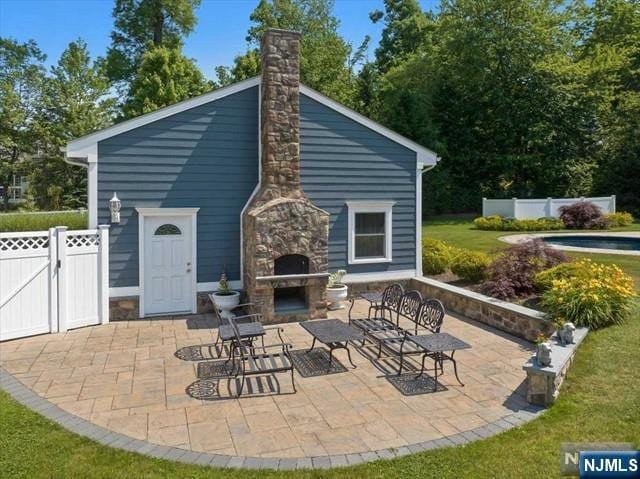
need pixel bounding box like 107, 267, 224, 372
0, 226, 109, 341
482, 195, 616, 219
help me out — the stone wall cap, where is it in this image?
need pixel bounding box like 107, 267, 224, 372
523, 327, 588, 376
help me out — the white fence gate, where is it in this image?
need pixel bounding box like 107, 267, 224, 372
0, 226, 109, 341
482, 195, 616, 219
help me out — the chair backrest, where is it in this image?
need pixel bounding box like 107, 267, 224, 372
396, 290, 423, 324
227, 316, 250, 359
209, 294, 223, 323
381, 283, 404, 314
415, 299, 445, 333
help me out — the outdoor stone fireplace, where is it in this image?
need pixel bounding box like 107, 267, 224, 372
242, 29, 330, 323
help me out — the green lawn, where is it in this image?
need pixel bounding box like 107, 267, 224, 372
1, 217, 638, 478
422, 215, 640, 289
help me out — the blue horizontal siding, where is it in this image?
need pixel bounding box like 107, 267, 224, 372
99, 86, 259, 288
300, 93, 417, 274
100, 85, 417, 289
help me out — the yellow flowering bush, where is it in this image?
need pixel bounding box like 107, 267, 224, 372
451, 250, 491, 282
539, 259, 636, 329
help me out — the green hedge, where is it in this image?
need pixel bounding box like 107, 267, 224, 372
474, 215, 565, 231
0, 211, 88, 232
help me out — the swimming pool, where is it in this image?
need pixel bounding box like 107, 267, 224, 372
541, 235, 640, 252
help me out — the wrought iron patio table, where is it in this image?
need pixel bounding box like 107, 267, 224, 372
348, 291, 384, 321
301, 319, 364, 371
405, 333, 471, 391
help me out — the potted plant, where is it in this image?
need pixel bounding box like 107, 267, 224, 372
326, 269, 348, 310
211, 269, 240, 319
535, 332, 552, 367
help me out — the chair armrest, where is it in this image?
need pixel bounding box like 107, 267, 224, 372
259, 343, 293, 351
234, 313, 261, 323
232, 302, 254, 310
263, 325, 284, 332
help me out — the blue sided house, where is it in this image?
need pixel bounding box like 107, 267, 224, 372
65, 29, 439, 322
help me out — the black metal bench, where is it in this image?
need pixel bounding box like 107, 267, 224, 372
350, 284, 446, 374
225, 317, 296, 397
348, 283, 405, 334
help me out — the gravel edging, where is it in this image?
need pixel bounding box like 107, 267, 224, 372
0, 366, 545, 471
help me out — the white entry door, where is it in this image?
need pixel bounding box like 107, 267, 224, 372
143, 215, 194, 316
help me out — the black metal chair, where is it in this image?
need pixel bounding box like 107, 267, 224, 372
208, 294, 282, 359
349, 283, 405, 335
225, 316, 296, 397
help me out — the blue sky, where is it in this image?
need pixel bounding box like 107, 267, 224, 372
0, 0, 439, 80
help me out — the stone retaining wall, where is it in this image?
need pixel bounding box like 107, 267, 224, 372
408, 277, 555, 342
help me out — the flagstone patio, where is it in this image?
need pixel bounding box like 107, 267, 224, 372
0, 300, 537, 462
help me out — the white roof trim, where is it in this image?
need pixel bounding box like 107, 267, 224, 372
65, 75, 439, 165
66, 77, 261, 158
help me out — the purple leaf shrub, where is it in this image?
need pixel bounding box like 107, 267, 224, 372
559, 201, 608, 229
483, 239, 568, 300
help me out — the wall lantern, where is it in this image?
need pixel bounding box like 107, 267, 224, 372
109, 192, 121, 223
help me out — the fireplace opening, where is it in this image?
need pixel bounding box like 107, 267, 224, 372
274, 254, 309, 276
274, 286, 307, 313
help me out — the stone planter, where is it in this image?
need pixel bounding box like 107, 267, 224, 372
326, 284, 348, 310
212, 291, 240, 319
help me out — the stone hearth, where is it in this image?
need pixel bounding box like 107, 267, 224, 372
242, 29, 330, 323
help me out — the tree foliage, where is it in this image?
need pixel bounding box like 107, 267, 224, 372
0, 38, 46, 211
215, 0, 358, 104
104, 0, 202, 88
123, 46, 209, 117
30, 40, 116, 210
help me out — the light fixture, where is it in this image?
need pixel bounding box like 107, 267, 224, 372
109, 192, 121, 223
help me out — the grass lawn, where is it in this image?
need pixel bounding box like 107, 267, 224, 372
0, 211, 87, 232
422, 215, 640, 288
0, 216, 638, 478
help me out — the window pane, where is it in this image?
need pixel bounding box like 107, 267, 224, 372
355, 212, 385, 234
154, 224, 181, 235
355, 235, 385, 258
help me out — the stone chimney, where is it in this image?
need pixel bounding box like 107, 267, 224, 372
242, 29, 330, 324
255, 28, 304, 205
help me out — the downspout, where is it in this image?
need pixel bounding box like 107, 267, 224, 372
416, 163, 436, 278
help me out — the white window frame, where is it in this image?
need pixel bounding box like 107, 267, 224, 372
347, 201, 395, 265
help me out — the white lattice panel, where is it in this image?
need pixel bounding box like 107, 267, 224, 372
0, 235, 49, 252
66, 233, 100, 249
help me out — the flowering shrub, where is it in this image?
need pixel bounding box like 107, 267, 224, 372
604, 211, 635, 227
483, 239, 568, 299
474, 216, 564, 231
539, 259, 636, 329
559, 201, 607, 229
422, 238, 455, 274
535, 262, 588, 292
451, 250, 491, 282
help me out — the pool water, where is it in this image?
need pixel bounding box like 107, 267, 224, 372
542, 235, 640, 251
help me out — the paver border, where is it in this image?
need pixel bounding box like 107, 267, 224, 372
0, 365, 545, 470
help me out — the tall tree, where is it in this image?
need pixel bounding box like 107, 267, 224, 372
104, 0, 201, 92
29, 40, 116, 210
584, 0, 640, 214
0, 38, 45, 211
370, 0, 434, 74
216, 0, 355, 104
123, 46, 209, 117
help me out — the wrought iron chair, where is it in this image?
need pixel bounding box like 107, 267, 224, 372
225, 316, 296, 397
208, 294, 283, 359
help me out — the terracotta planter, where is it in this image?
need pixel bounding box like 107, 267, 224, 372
212, 291, 240, 319
326, 284, 348, 310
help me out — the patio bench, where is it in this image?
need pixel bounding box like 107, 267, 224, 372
226, 317, 296, 397
348, 283, 405, 334
373, 297, 446, 374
